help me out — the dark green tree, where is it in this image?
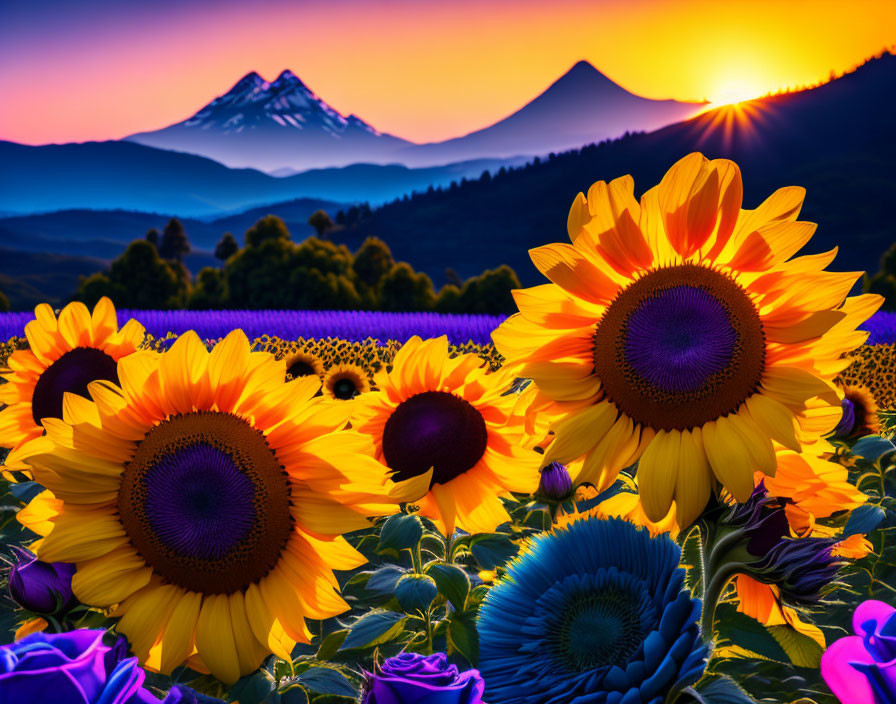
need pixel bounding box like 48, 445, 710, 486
159, 218, 191, 262
379, 263, 436, 312
145, 228, 160, 247
245, 215, 291, 248
434, 284, 462, 313
457, 265, 521, 314
188, 267, 227, 309
74, 240, 189, 309
214, 232, 239, 262
352, 237, 394, 307
866, 241, 896, 311
0, 289, 9, 312
308, 210, 334, 238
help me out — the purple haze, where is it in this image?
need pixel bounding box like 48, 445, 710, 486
0, 310, 506, 346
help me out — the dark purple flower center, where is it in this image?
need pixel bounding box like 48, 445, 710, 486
624, 286, 736, 393
333, 378, 359, 400
144, 444, 255, 561
287, 360, 315, 379
382, 391, 488, 488
833, 398, 856, 437
31, 347, 119, 426
118, 411, 293, 594
593, 264, 766, 431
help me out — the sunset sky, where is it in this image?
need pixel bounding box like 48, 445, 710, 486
1, 0, 893, 145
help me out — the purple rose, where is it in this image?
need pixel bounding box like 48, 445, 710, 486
363, 653, 485, 704
8, 546, 77, 615
0, 629, 222, 704
822, 599, 896, 704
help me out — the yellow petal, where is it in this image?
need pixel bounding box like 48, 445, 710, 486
674, 428, 712, 528
701, 417, 755, 502
637, 430, 680, 522
196, 593, 241, 684
159, 590, 202, 674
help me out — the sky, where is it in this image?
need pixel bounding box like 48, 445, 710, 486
1, 0, 893, 145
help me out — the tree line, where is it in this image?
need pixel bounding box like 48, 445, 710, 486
72, 213, 521, 314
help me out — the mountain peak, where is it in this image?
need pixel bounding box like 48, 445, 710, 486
274, 69, 304, 87
228, 71, 266, 94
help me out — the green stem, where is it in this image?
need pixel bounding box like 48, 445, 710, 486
700, 562, 748, 639
445, 532, 455, 564
411, 543, 424, 574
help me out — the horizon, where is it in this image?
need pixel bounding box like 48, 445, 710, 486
1, 0, 893, 146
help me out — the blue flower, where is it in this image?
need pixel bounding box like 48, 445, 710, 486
477, 517, 707, 704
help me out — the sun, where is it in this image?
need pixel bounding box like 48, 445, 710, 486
707, 66, 770, 106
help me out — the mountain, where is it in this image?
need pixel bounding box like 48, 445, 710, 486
0, 248, 108, 311
0, 198, 342, 259
334, 53, 896, 286
399, 61, 705, 167
0, 140, 525, 217
126, 70, 411, 172
124, 63, 704, 172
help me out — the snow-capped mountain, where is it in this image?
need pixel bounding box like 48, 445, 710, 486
126, 70, 412, 172
126, 62, 706, 173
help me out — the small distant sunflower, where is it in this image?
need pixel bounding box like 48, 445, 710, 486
838, 343, 896, 410
833, 383, 880, 438
0, 298, 144, 471
351, 336, 540, 535
478, 517, 707, 703
494, 152, 881, 525
283, 349, 324, 382
323, 363, 371, 400
18, 331, 415, 684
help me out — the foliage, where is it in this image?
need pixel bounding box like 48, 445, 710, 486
73, 240, 190, 309
214, 232, 239, 262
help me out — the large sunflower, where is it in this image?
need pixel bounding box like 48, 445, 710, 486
351, 335, 541, 535
493, 153, 881, 525
17, 331, 425, 684
0, 298, 144, 472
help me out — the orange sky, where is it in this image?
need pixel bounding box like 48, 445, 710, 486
0, 0, 893, 145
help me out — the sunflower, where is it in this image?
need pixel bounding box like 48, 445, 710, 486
493, 152, 882, 526
477, 517, 707, 704
833, 383, 880, 438
351, 335, 541, 535
0, 298, 144, 472
323, 363, 371, 400
17, 330, 426, 684
283, 349, 324, 382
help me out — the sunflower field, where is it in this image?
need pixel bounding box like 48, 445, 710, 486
2, 153, 896, 704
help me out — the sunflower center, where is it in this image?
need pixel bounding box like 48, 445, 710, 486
382, 391, 488, 488
592, 264, 765, 431
118, 411, 293, 594
31, 347, 119, 426
287, 360, 315, 379
333, 378, 359, 400
554, 587, 648, 672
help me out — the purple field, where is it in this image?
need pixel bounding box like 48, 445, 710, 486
3, 309, 895, 346
0, 309, 507, 346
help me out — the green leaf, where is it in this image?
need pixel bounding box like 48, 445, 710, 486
365, 565, 407, 596
227, 670, 277, 704
296, 667, 358, 698
766, 624, 824, 668
715, 609, 789, 664
469, 533, 518, 570
395, 574, 438, 612
316, 629, 348, 661
447, 611, 479, 665
427, 563, 471, 611
339, 610, 408, 651
842, 504, 886, 538
853, 436, 896, 463
279, 685, 309, 704
378, 513, 424, 556
690, 675, 755, 703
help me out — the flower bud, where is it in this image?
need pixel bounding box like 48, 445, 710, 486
7, 547, 77, 616
537, 462, 573, 500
